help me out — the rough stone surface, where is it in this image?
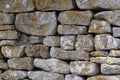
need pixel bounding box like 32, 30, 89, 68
57, 25, 87, 35
15, 12, 57, 36
75, 34, 94, 51
91, 57, 120, 65
113, 27, 120, 37
0, 60, 8, 69
65, 75, 85, 80
89, 20, 111, 33
94, 34, 120, 50
43, 36, 59, 46
50, 47, 90, 60
0, 30, 18, 40
0, 40, 16, 46
76, 0, 120, 10
87, 75, 120, 80
1, 45, 25, 58
25, 44, 49, 58
70, 61, 99, 75
0, 25, 14, 30
7, 57, 34, 70
90, 51, 109, 57
28, 71, 65, 80
58, 11, 93, 25
28, 36, 43, 44
101, 64, 120, 74
0, 70, 27, 80
0, 13, 15, 24
1, 0, 35, 12
34, 58, 69, 74
109, 50, 120, 57
95, 10, 120, 26
35, 0, 74, 11
60, 36, 75, 50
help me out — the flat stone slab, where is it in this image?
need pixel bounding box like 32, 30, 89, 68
15, 12, 57, 36
0, 25, 14, 30
90, 51, 109, 57
109, 50, 120, 57
76, 0, 120, 10
58, 11, 93, 25
65, 75, 85, 80
35, 0, 74, 11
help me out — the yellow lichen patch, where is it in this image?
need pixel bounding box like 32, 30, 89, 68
91, 51, 101, 56
81, 53, 88, 58
96, 77, 106, 80
82, 68, 90, 72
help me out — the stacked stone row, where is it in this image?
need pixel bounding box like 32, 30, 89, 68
0, 0, 120, 80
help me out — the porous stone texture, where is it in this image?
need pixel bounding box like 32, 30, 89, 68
1, 0, 120, 79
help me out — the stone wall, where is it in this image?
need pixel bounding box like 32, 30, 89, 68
0, 0, 120, 80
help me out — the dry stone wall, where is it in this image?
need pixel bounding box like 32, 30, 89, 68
0, 0, 120, 80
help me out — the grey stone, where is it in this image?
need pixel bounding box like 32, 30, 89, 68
2, 0, 35, 12
87, 75, 120, 80
15, 12, 57, 36
113, 27, 120, 37
25, 44, 49, 58
28, 71, 64, 80
1, 45, 25, 58
50, 47, 90, 60
35, 0, 74, 11
65, 75, 85, 80
60, 36, 75, 50
0, 70, 27, 80
95, 10, 120, 26
0, 13, 15, 24
43, 36, 59, 46
75, 34, 94, 51
109, 50, 120, 57
57, 25, 87, 35
94, 34, 120, 50
89, 20, 111, 33
0, 60, 8, 69
90, 51, 109, 57
91, 57, 120, 65
70, 61, 99, 76
7, 57, 34, 70
58, 11, 93, 25
101, 64, 120, 74
28, 36, 43, 44
0, 40, 16, 46
76, 0, 120, 10
34, 58, 69, 74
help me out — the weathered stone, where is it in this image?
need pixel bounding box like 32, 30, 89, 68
0, 60, 8, 69
34, 58, 69, 74
90, 51, 109, 57
7, 57, 34, 70
76, 0, 120, 10
58, 11, 93, 25
15, 12, 57, 36
95, 10, 120, 26
0, 13, 15, 24
65, 75, 84, 80
25, 44, 49, 58
0, 25, 14, 30
0, 53, 3, 59
35, 0, 74, 11
0, 30, 18, 40
50, 47, 90, 60
75, 34, 94, 51
89, 20, 111, 33
2, 0, 35, 12
58, 25, 87, 35
70, 61, 99, 75
28, 71, 64, 80
28, 36, 43, 44
1, 45, 25, 58
101, 64, 120, 74
0, 40, 16, 46
91, 57, 120, 65
109, 50, 120, 57
43, 36, 59, 46
0, 70, 27, 80
60, 36, 75, 50
113, 27, 120, 37
87, 75, 120, 80
94, 34, 120, 50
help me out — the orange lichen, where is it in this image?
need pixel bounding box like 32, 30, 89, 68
96, 77, 106, 80
82, 68, 90, 72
